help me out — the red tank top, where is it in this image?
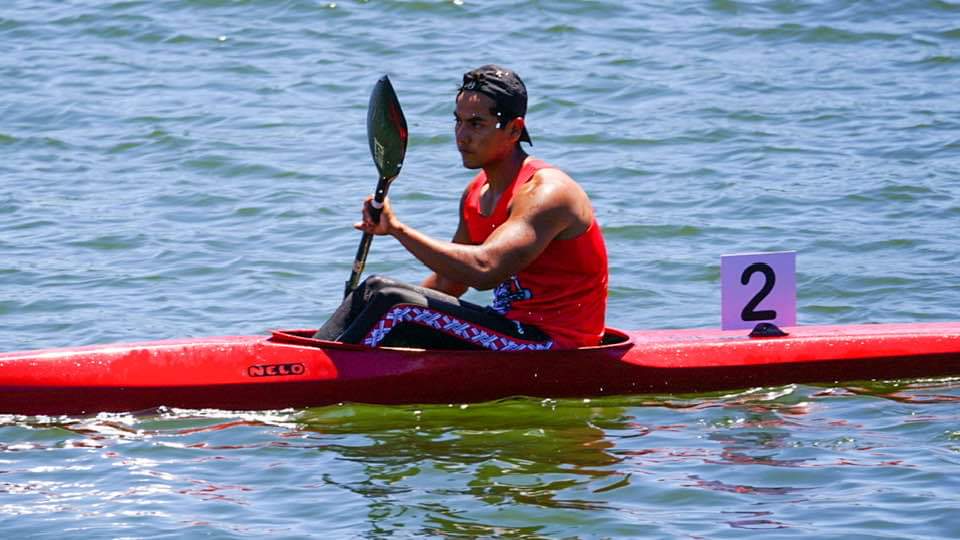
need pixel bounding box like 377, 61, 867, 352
463, 159, 608, 348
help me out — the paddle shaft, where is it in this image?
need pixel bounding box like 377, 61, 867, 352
344, 177, 391, 298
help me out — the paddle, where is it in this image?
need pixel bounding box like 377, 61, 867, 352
344, 75, 409, 298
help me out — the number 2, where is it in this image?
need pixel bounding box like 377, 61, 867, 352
740, 262, 777, 322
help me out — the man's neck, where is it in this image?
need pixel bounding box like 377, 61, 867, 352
483, 148, 529, 193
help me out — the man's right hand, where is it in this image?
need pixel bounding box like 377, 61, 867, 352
355, 195, 401, 237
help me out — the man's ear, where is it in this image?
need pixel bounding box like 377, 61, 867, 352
510, 117, 526, 141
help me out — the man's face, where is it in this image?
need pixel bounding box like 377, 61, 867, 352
454, 91, 520, 169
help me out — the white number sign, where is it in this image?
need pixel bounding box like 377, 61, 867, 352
721, 251, 796, 331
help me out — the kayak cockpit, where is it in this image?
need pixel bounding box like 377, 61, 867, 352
269, 327, 633, 351
599, 328, 631, 346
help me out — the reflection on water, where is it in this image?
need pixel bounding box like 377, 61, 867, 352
1, 379, 958, 537
299, 398, 628, 534
839, 377, 960, 404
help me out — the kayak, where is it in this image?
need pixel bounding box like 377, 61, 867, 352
2, 322, 960, 415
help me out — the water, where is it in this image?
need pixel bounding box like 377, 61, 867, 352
2, 0, 959, 537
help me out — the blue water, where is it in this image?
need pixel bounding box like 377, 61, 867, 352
2, 0, 959, 537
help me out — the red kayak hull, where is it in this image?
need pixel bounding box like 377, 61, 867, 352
2, 323, 960, 415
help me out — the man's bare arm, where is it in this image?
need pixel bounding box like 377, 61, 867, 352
359, 170, 588, 290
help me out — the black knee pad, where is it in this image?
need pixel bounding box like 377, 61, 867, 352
367, 286, 427, 312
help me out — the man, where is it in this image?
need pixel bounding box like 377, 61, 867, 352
315, 65, 607, 350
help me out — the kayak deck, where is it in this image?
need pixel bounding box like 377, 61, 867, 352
1, 322, 959, 415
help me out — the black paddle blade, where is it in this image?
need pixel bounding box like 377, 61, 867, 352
367, 75, 408, 182
343, 75, 408, 299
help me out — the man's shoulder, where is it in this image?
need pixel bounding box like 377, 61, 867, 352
515, 164, 594, 237
530, 165, 573, 184
521, 166, 588, 206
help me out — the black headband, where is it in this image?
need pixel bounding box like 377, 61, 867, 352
459, 65, 532, 144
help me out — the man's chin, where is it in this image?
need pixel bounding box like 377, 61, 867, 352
459, 155, 481, 169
